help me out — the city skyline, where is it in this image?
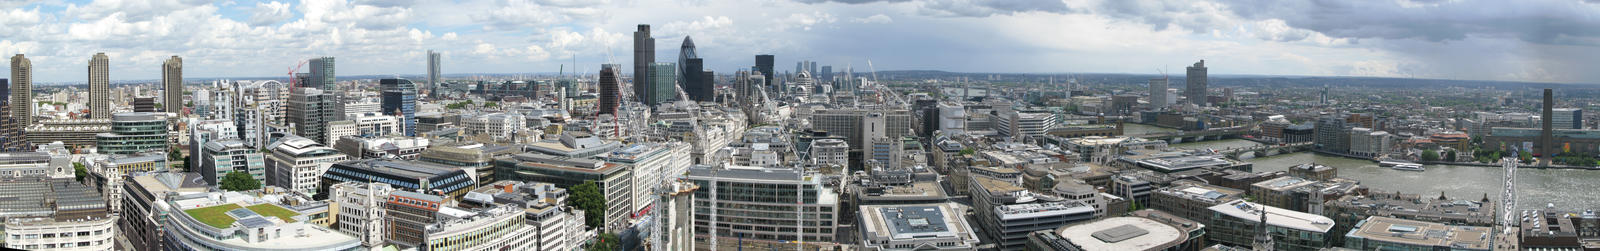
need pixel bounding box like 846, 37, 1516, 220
0, 0, 1596, 84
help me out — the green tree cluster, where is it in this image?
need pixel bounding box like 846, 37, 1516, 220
1421, 150, 1440, 161
569, 181, 606, 228
219, 171, 260, 191
73, 162, 87, 182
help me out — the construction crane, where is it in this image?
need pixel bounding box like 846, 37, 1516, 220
286, 60, 308, 88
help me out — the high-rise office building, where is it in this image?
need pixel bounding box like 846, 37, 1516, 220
307, 57, 335, 89
676, 36, 713, 102
309, 57, 343, 121
288, 87, 337, 144
9, 54, 30, 127
1554, 108, 1582, 129
380, 79, 417, 137
756, 54, 774, 87
820, 65, 832, 83
89, 53, 110, 119
598, 67, 620, 115
1185, 60, 1207, 106
1149, 78, 1168, 108
163, 56, 182, 113
634, 25, 655, 104
648, 62, 677, 106
427, 50, 441, 95
0, 79, 22, 151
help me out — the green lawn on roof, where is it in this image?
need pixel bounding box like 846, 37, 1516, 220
184, 204, 243, 228
246, 204, 299, 223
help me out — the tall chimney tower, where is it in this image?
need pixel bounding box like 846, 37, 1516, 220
1541, 88, 1554, 166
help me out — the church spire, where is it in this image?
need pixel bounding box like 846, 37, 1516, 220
1252, 204, 1275, 251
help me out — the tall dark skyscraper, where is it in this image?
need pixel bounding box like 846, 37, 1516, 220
427, 50, 440, 95
307, 57, 335, 89
683, 58, 710, 102
598, 67, 620, 115
381, 79, 418, 136
677, 36, 712, 102
0, 78, 22, 151
1541, 88, 1554, 166
756, 54, 774, 86
1185, 60, 1208, 106
163, 56, 182, 113
634, 25, 656, 104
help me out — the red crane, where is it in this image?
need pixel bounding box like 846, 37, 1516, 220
287, 60, 308, 88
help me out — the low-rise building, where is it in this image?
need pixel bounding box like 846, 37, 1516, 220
267, 136, 348, 197
857, 203, 980, 250
121, 172, 209, 251
1206, 200, 1336, 250
1342, 216, 1490, 251
986, 201, 1099, 250
318, 159, 477, 200
334, 136, 430, 160
1324, 191, 1493, 244
0, 178, 119, 251
1027, 209, 1207, 251
25, 118, 110, 152
161, 191, 360, 250
199, 139, 267, 186
418, 143, 520, 185
1151, 180, 1245, 225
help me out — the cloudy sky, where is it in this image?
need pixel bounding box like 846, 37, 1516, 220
1, 0, 1598, 84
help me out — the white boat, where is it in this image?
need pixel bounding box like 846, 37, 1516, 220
1379, 160, 1417, 167
1390, 163, 1425, 171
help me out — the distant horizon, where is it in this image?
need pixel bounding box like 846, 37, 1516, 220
2, 1, 1596, 84
26, 70, 1587, 87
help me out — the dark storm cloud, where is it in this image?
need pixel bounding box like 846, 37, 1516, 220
1215, 0, 1600, 45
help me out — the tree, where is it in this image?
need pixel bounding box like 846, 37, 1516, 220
1421, 150, 1440, 162
482, 102, 498, 108
1444, 151, 1457, 162
169, 147, 183, 161
569, 181, 606, 229
219, 171, 260, 191
1519, 151, 1533, 163
959, 148, 976, 155
73, 162, 87, 182
586, 233, 621, 251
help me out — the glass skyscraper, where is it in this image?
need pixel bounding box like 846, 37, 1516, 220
649, 62, 678, 106
381, 79, 418, 136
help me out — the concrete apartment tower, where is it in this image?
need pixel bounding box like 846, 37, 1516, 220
88, 53, 110, 119
163, 56, 183, 113
9, 54, 30, 126
1149, 78, 1168, 109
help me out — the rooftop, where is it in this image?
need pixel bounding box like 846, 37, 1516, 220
333, 159, 461, 179
1056, 217, 1189, 251
859, 204, 975, 242
1346, 216, 1490, 250
1208, 200, 1335, 233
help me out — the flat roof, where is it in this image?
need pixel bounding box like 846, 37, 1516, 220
1208, 200, 1335, 233
1347, 216, 1489, 250
1058, 217, 1187, 251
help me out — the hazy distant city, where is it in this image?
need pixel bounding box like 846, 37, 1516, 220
3, 1, 1600, 251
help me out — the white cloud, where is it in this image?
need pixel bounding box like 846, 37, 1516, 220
852, 14, 892, 24
248, 1, 294, 26
0, 0, 1590, 84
